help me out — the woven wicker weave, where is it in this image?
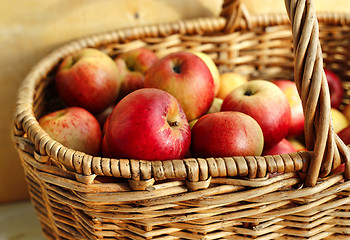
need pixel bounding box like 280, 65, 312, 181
12, 0, 350, 239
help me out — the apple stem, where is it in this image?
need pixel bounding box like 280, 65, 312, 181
168, 121, 178, 127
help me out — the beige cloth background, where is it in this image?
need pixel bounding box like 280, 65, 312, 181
1, 0, 348, 203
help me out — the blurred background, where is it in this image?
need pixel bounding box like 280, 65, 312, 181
0, 0, 347, 239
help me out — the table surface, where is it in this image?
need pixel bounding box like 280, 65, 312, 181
0, 200, 45, 240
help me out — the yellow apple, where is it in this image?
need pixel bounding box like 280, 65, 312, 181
287, 138, 306, 151
217, 72, 248, 99
342, 104, 350, 123
190, 51, 220, 96
331, 108, 349, 133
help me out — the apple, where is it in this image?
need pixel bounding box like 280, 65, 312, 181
331, 108, 349, 133
207, 97, 223, 114
189, 51, 220, 96
103, 88, 191, 160
144, 51, 215, 121
217, 72, 248, 99
338, 125, 350, 145
262, 138, 297, 156
38, 107, 102, 156
272, 79, 304, 138
221, 80, 291, 149
100, 113, 113, 157
189, 119, 198, 129
114, 48, 158, 99
324, 68, 344, 109
342, 104, 350, 123
331, 163, 345, 175
190, 111, 264, 157
95, 105, 114, 128
55, 48, 121, 114
288, 138, 306, 151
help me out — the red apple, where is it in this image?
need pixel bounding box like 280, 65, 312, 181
38, 107, 102, 155
189, 51, 220, 96
104, 88, 191, 160
101, 114, 113, 157
272, 80, 304, 138
338, 125, 350, 145
191, 111, 264, 158
221, 80, 291, 149
262, 138, 297, 156
115, 48, 158, 99
324, 68, 344, 109
55, 48, 120, 114
331, 163, 345, 175
101, 135, 113, 158
144, 51, 215, 121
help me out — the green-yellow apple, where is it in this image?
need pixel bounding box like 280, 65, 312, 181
189, 119, 198, 129
217, 72, 248, 99
207, 97, 223, 114
262, 138, 297, 155
38, 107, 102, 156
114, 48, 158, 100
144, 51, 215, 121
191, 111, 264, 157
272, 79, 304, 138
221, 80, 291, 149
55, 48, 120, 114
189, 51, 220, 96
331, 108, 349, 133
103, 88, 191, 160
342, 104, 350, 123
324, 68, 344, 109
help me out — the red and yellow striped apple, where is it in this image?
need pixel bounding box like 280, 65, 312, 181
221, 80, 291, 149
144, 51, 215, 121
103, 88, 191, 160
55, 48, 120, 114
114, 48, 158, 100
38, 107, 102, 156
190, 111, 264, 157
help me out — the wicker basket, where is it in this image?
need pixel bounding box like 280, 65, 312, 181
12, 0, 350, 239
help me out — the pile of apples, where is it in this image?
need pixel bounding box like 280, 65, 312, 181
38, 47, 350, 163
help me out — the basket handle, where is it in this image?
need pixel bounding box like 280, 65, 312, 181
220, 0, 252, 32
220, 0, 350, 186
283, 0, 350, 186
